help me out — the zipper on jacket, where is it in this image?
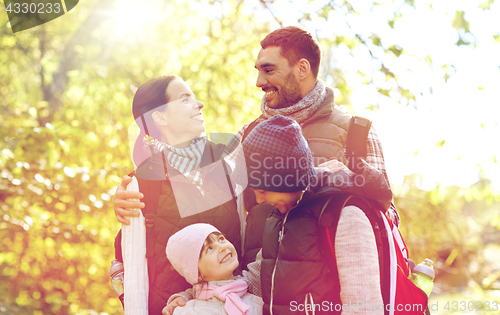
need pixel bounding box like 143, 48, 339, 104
269, 210, 289, 315
305, 293, 316, 315
269, 189, 308, 315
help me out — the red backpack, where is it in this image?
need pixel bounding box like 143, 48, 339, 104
317, 116, 429, 314
318, 194, 429, 315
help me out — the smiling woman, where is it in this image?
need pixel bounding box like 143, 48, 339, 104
114, 75, 242, 315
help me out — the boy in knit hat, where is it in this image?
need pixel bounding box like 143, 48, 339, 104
165, 223, 263, 315
232, 115, 389, 315
166, 115, 391, 315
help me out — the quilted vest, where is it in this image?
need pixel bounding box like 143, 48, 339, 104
261, 190, 342, 315
300, 87, 351, 167
243, 87, 352, 266
117, 141, 241, 315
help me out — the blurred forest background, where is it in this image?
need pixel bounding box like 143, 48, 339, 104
1, 0, 499, 314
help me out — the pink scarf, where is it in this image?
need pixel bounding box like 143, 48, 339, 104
194, 279, 250, 315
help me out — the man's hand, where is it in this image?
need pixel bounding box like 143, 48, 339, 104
162, 296, 186, 315
114, 175, 144, 225
317, 159, 349, 173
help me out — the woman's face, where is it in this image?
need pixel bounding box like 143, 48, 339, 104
159, 78, 205, 146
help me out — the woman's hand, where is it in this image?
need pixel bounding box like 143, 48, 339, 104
162, 296, 186, 315
114, 175, 144, 225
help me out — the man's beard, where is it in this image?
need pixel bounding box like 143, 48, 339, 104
268, 72, 302, 109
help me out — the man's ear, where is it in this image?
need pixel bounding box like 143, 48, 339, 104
152, 111, 168, 126
296, 58, 311, 80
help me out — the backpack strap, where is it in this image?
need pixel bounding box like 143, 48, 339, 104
346, 116, 372, 173
317, 195, 344, 286
318, 194, 392, 314
209, 140, 237, 202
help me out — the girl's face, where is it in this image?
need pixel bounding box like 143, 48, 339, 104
158, 78, 205, 146
198, 233, 239, 282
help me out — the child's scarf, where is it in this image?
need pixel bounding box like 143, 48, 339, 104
194, 279, 250, 315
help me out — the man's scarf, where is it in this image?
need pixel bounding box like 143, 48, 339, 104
259, 79, 327, 124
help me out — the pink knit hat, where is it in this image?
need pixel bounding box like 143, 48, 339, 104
166, 223, 220, 285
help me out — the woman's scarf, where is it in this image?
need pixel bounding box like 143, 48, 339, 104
194, 279, 250, 315
259, 79, 327, 125
146, 136, 206, 187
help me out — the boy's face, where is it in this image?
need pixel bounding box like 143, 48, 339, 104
252, 189, 303, 214
198, 233, 239, 282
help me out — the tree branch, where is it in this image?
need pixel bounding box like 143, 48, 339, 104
40, 0, 117, 125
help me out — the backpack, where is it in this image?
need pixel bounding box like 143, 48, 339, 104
317, 116, 429, 315
239, 115, 378, 267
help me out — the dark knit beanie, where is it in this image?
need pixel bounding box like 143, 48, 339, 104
234, 115, 316, 192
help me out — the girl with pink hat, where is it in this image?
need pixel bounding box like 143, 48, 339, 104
164, 223, 263, 315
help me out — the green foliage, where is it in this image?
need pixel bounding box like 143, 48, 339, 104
494, 33, 500, 43
452, 11, 471, 32
479, 0, 496, 10
395, 175, 500, 294
452, 10, 477, 46
1, 0, 268, 313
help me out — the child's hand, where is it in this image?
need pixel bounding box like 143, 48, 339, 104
162, 296, 186, 315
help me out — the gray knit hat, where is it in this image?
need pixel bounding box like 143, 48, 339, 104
233, 115, 315, 192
